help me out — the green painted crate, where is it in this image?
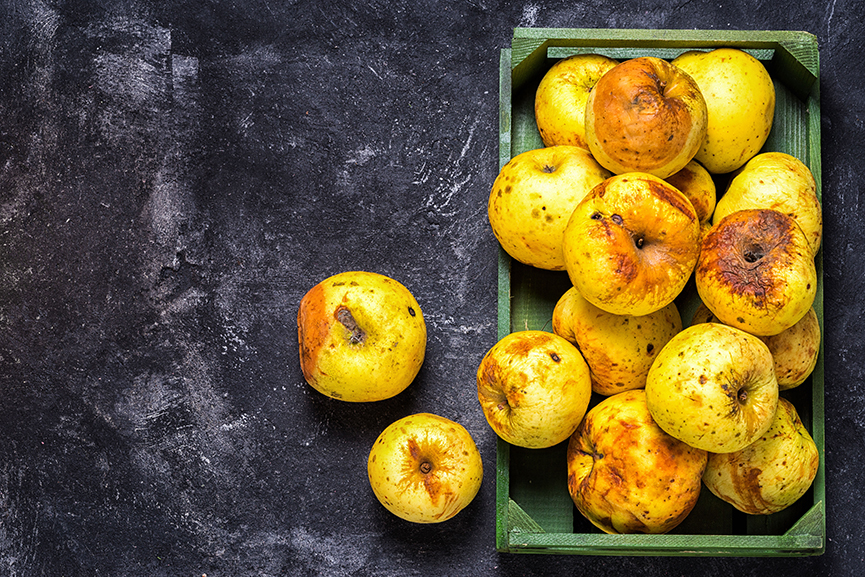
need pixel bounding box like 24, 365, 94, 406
496, 28, 824, 556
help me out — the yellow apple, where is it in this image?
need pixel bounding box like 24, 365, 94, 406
297, 271, 426, 402
703, 398, 819, 515
672, 48, 775, 174
691, 302, 821, 391
367, 413, 483, 523
488, 146, 611, 270
552, 286, 682, 396
645, 322, 779, 453
584, 56, 708, 179
562, 172, 701, 316
761, 306, 821, 390
664, 159, 716, 223
696, 208, 817, 336
534, 53, 619, 149
476, 330, 592, 449
713, 152, 822, 256
567, 389, 708, 534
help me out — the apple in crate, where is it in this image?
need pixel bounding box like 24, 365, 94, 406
488, 145, 610, 271
703, 398, 820, 515
664, 159, 717, 224
713, 152, 823, 257
672, 48, 776, 175
534, 53, 619, 149
696, 208, 817, 336
692, 303, 821, 391
552, 286, 682, 396
368, 413, 483, 523
562, 172, 702, 316
297, 271, 426, 402
476, 330, 592, 449
584, 56, 708, 179
567, 389, 708, 534
646, 322, 779, 453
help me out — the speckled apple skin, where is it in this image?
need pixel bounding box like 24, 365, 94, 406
567, 389, 708, 534
368, 413, 483, 523
297, 271, 426, 402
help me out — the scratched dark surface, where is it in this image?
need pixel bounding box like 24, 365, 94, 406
1, 1, 864, 575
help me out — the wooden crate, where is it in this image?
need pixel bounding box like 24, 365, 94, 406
496, 28, 824, 556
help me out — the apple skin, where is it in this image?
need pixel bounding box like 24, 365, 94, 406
567, 389, 708, 534
645, 322, 779, 454
713, 152, 822, 257
664, 159, 716, 223
367, 413, 483, 523
488, 146, 611, 270
692, 302, 821, 391
552, 286, 682, 396
696, 208, 817, 336
703, 398, 819, 515
761, 307, 821, 390
476, 330, 592, 449
672, 48, 775, 175
297, 271, 426, 402
534, 53, 619, 149
562, 172, 701, 316
584, 56, 708, 179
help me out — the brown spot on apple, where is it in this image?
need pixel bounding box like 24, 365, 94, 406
336, 306, 366, 345
698, 209, 796, 305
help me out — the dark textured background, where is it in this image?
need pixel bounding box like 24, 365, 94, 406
1, 1, 863, 575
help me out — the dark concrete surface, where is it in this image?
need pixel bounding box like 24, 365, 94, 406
1, 1, 863, 575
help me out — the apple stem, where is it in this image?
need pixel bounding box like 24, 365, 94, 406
420, 461, 433, 474
335, 307, 366, 345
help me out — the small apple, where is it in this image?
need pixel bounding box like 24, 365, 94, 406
567, 389, 708, 534
664, 159, 716, 223
691, 302, 821, 391
696, 208, 817, 336
476, 330, 592, 449
703, 398, 820, 515
713, 152, 822, 257
534, 53, 619, 149
584, 56, 708, 179
488, 146, 611, 270
367, 413, 483, 523
562, 172, 701, 316
672, 48, 776, 174
552, 286, 682, 396
297, 271, 426, 402
645, 322, 779, 453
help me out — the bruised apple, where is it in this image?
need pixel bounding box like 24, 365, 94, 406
562, 172, 701, 316
534, 53, 619, 149
584, 56, 708, 179
297, 271, 426, 402
672, 48, 776, 174
477, 330, 592, 449
488, 146, 611, 270
567, 389, 708, 534
664, 159, 716, 223
646, 322, 779, 453
696, 208, 817, 336
552, 286, 682, 396
703, 398, 820, 515
714, 152, 823, 257
368, 413, 483, 523
692, 302, 821, 391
